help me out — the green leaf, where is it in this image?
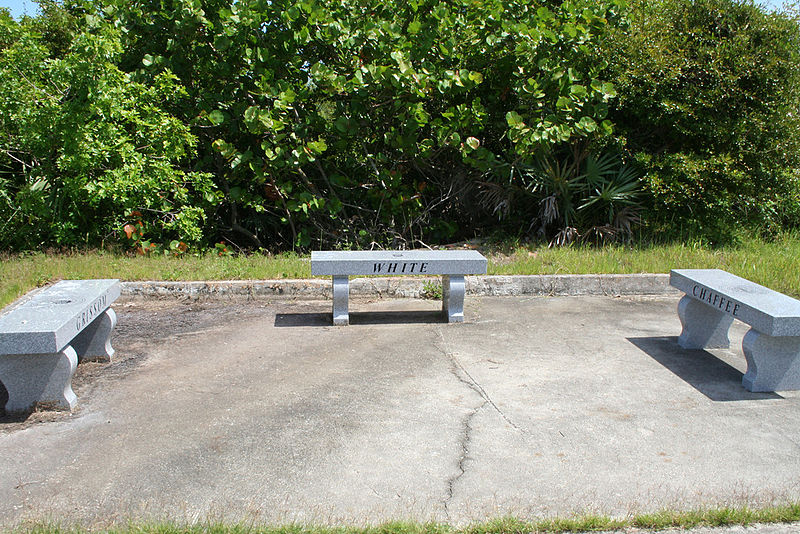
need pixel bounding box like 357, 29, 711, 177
578, 116, 597, 132
468, 71, 483, 84
570, 84, 587, 97
506, 111, 524, 127
306, 139, 327, 154
244, 106, 259, 123
334, 116, 349, 133
536, 6, 553, 20
208, 110, 225, 125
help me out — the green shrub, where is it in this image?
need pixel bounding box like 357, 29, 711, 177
605, 0, 800, 243
3, 0, 798, 251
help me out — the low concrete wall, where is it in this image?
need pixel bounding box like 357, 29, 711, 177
121, 274, 680, 300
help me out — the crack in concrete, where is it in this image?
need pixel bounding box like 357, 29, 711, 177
435, 327, 524, 521
443, 400, 486, 520
436, 327, 523, 432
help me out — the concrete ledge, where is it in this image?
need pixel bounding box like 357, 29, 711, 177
122, 280, 331, 299
121, 274, 679, 300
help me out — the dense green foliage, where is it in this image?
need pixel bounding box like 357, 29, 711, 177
106, 0, 627, 249
606, 0, 800, 242
0, 0, 798, 252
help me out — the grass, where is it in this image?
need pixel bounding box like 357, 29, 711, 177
8, 503, 800, 533
2, 232, 800, 310
0, 251, 309, 310
488, 233, 800, 295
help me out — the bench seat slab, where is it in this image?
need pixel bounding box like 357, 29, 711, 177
0, 346, 78, 412
312, 250, 487, 276
743, 330, 800, 392
677, 295, 734, 350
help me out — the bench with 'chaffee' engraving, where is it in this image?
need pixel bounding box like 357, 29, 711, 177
311, 250, 487, 325
0, 279, 120, 412
670, 269, 800, 392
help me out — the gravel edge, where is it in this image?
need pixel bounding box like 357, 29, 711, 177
121, 273, 681, 300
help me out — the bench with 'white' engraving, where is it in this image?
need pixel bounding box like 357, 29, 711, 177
0, 279, 120, 412
311, 250, 487, 325
670, 269, 800, 392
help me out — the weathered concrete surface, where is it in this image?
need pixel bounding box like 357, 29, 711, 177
2, 295, 800, 530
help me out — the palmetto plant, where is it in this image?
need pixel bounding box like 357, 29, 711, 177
534, 149, 641, 245
480, 144, 642, 245
577, 151, 642, 242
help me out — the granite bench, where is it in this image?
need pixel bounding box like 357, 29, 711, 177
311, 250, 488, 325
670, 269, 800, 392
0, 279, 120, 412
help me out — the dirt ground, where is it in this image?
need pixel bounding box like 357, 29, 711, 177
0, 296, 300, 430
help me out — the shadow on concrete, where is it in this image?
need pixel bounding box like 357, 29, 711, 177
628, 336, 782, 402
275, 310, 447, 327
0, 380, 8, 417
0, 409, 34, 423
274, 312, 331, 327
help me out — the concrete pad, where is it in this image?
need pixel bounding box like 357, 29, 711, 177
2, 295, 800, 529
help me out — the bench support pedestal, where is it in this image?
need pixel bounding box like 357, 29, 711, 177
742, 330, 800, 392
0, 346, 78, 412
71, 308, 117, 362
332, 276, 350, 326
442, 275, 465, 323
677, 295, 734, 350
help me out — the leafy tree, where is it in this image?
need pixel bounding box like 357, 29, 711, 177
0, 9, 219, 250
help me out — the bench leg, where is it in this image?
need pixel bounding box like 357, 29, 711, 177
677, 295, 733, 349
442, 275, 465, 323
0, 346, 78, 413
71, 307, 117, 362
332, 275, 349, 326
742, 330, 800, 392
